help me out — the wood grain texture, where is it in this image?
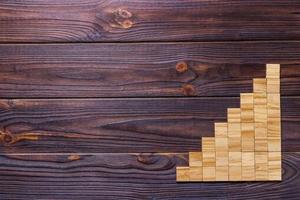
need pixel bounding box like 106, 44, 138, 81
1, 42, 300, 98
0, 97, 298, 153
1, 0, 300, 42
0, 152, 299, 200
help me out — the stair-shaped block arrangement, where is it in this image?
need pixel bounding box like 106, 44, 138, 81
177, 64, 281, 182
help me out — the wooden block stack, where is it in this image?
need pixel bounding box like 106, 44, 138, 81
177, 64, 281, 182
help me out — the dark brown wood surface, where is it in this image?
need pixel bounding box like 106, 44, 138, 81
1, 42, 300, 98
0, 97, 299, 153
1, 0, 300, 199
0, 152, 299, 200
1, 0, 300, 42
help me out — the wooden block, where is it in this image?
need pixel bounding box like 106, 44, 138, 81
241, 93, 254, 109
241, 123, 254, 152
254, 93, 267, 124
266, 64, 280, 79
202, 137, 215, 152
267, 78, 280, 94
242, 152, 255, 166
229, 166, 242, 181
255, 139, 268, 152
215, 122, 228, 138
267, 93, 280, 118
228, 137, 241, 152
255, 122, 267, 139
254, 105, 267, 123
216, 166, 228, 181
254, 92, 267, 105
241, 108, 254, 123
267, 120, 281, 139
203, 166, 216, 181
216, 151, 228, 167
241, 93, 254, 122
202, 151, 216, 167
228, 108, 241, 123
268, 152, 282, 181
242, 152, 255, 180
255, 152, 268, 181
242, 166, 255, 181
176, 167, 190, 182
253, 78, 267, 93
215, 137, 228, 152
189, 152, 202, 167
229, 152, 241, 166
268, 139, 281, 152
228, 123, 241, 137
189, 167, 203, 181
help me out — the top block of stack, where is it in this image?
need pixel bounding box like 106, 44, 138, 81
266, 64, 280, 94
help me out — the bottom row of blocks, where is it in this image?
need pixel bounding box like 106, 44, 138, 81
177, 151, 281, 182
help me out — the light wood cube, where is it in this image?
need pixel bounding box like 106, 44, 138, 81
189, 152, 202, 167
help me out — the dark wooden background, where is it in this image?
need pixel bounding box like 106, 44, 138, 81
0, 0, 300, 199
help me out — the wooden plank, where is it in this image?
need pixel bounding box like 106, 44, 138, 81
1, 42, 300, 98
0, 152, 299, 199
0, 97, 299, 153
1, 1, 300, 42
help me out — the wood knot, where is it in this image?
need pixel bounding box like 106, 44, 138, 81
68, 155, 81, 161
3, 134, 13, 143
176, 62, 188, 73
137, 154, 155, 164
117, 8, 132, 18
114, 8, 133, 29
182, 84, 197, 96
121, 19, 133, 29
0, 131, 13, 145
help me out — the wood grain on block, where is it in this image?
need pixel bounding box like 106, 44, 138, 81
176, 167, 190, 182
266, 64, 280, 79
267, 79, 280, 94
268, 120, 281, 139
216, 151, 229, 167
229, 152, 242, 166
189, 152, 202, 167
253, 79, 267, 93
228, 137, 242, 152
229, 166, 242, 181
254, 93, 267, 123
267, 94, 281, 118
268, 152, 282, 181
242, 152, 255, 181
228, 108, 241, 123
228, 123, 241, 138
215, 138, 228, 152
255, 123, 267, 139
203, 166, 216, 182
215, 123, 228, 138
268, 139, 281, 152
216, 166, 229, 181
189, 167, 203, 182
267, 93, 281, 139
241, 93, 254, 123
202, 151, 216, 167
202, 137, 215, 152
228, 152, 242, 180
255, 152, 268, 181
255, 139, 268, 152
241, 123, 255, 152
